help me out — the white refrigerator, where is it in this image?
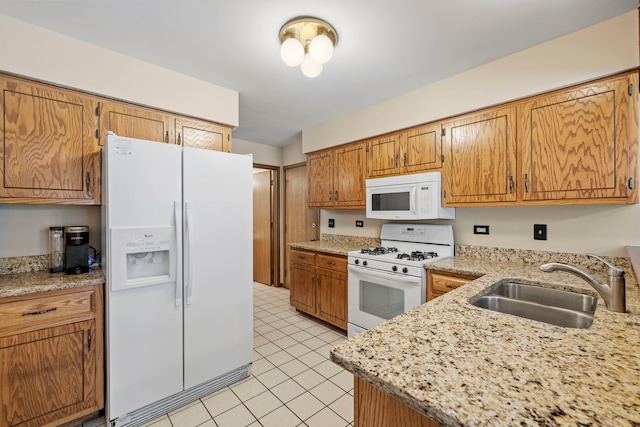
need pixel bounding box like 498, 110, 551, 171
102, 133, 253, 427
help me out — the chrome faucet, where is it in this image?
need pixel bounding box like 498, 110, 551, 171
540, 254, 626, 313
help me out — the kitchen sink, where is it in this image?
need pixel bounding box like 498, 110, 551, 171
470, 282, 597, 329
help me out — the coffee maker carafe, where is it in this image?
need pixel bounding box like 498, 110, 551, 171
64, 226, 89, 275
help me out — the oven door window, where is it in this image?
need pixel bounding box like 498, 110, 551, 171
359, 280, 405, 320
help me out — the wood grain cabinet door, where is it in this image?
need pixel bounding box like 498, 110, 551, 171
0, 320, 98, 427
518, 72, 638, 203
335, 141, 366, 208
307, 150, 334, 207
176, 117, 231, 152
98, 101, 173, 145
316, 267, 347, 329
289, 261, 317, 314
367, 133, 401, 178
442, 106, 517, 205
0, 77, 99, 204
401, 123, 443, 173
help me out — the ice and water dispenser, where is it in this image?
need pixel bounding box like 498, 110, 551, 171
108, 227, 175, 291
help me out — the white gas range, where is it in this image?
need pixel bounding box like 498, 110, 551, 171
347, 223, 454, 337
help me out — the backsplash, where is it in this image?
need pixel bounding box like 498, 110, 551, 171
320, 233, 380, 248
0, 255, 48, 275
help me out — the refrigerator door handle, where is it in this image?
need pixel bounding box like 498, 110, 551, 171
174, 201, 182, 307
184, 201, 194, 305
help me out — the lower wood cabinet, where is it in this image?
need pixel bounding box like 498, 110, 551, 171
0, 284, 104, 427
289, 248, 348, 330
355, 376, 442, 427
427, 269, 480, 301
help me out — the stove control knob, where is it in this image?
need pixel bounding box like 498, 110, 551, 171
355, 259, 359, 265
392, 266, 398, 272
402, 267, 409, 273
363, 261, 368, 266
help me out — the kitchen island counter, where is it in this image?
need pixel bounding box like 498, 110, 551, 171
0, 268, 104, 298
330, 256, 640, 426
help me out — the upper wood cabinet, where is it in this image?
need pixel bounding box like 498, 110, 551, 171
0, 76, 100, 204
441, 106, 518, 205
307, 141, 366, 208
518, 72, 638, 204
98, 101, 173, 145
176, 117, 231, 152
367, 124, 442, 178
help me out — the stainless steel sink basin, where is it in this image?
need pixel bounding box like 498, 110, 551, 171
470, 282, 597, 328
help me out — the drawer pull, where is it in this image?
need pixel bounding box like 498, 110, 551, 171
327, 261, 336, 265
298, 256, 306, 259
22, 307, 57, 316
445, 284, 458, 290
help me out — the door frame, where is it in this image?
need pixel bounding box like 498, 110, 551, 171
254, 163, 280, 287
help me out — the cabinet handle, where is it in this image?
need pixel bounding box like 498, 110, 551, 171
403, 153, 407, 166
329, 191, 332, 201
395, 154, 398, 167
178, 132, 182, 145
165, 131, 169, 143
524, 173, 529, 193
445, 284, 458, 290
297, 255, 306, 260
312, 273, 315, 285
88, 330, 92, 351
86, 172, 93, 197
22, 307, 57, 316
317, 276, 321, 286
334, 190, 338, 201
327, 261, 336, 265
508, 176, 513, 193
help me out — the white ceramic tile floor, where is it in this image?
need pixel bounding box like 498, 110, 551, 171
80, 283, 353, 427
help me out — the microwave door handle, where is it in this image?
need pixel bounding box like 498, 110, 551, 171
348, 265, 421, 284
411, 187, 418, 215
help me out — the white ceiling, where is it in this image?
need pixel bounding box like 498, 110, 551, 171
0, 1, 636, 147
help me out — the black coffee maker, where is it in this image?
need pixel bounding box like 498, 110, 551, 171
64, 226, 89, 275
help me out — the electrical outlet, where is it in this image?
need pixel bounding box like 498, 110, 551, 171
328, 218, 335, 228
473, 225, 490, 235
356, 220, 364, 227
534, 224, 547, 240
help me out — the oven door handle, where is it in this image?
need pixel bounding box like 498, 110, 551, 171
348, 265, 421, 284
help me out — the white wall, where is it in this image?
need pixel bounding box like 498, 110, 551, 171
303, 12, 638, 152
0, 13, 238, 126
314, 11, 640, 258
232, 138, 282, 166
282, 141, 306, 166
0, 205, 101, 258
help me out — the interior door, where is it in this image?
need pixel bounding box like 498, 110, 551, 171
284, 164, 319, 288
182, 147, 253, 389
253, 170, 272, 285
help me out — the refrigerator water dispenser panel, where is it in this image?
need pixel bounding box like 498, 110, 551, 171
109, 226, 175, 291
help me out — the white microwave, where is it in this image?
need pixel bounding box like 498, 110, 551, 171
365, 172, 455, 220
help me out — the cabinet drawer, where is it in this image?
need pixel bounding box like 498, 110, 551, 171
291, 249, 316, 265
430, 273, 473, 294
0, 290, 95, 337
316, 254, 347, 271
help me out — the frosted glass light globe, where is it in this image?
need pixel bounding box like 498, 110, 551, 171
300, 54, 323, 78
280, 38, 304, 67
309, 34, 334, 64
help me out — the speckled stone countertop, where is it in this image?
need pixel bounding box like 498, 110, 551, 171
289, 234, 380, 256
0, 269, 105, 298
331, 256, 640, 426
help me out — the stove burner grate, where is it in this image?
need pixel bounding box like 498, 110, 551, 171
396, 251, 439, 261
360, 247, 398, 255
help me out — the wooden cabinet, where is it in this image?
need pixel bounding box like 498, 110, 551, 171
307, 141, 366, 209
0, 76, 100, 204
517, 71, 638, 204
289, 248, 348, 330
176, 117, 232, 152
367, 124, 443, 178
354, 377, 443, 427
98, 100, 173, 145
427, 269, 480, 301
0, 285, 104, 427
441, 105, 518, 205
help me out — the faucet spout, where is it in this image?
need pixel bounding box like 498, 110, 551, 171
540, 254, 626, 313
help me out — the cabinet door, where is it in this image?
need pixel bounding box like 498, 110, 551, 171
402, 123, 442, 173
519, 72, 637, 203
316, 267, 347, 329
0, 77, 99, 204
290, 261, 316, 314
176, 117, 231, 152
367, 133, 401, 178
307, 150, 334, 207
98, 101, 173, 145
335, 142, 366, 208
0, 320, 98, 427
442, 106, 517, 205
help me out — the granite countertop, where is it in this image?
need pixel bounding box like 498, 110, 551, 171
0, 269, 105, 298
331, 257, 640, 426
289, 241, 367, 256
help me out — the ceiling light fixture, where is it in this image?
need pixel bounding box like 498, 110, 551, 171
279, 16, 338, 78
